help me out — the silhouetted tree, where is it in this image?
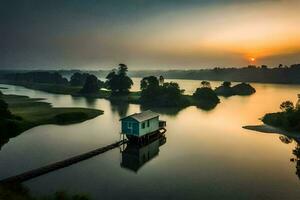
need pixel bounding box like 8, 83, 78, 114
201, 81, 211, 88
80, 75, 102, 94
141, 76, 159, 90
159, 75, 164, 85
280, 101, 294, 112
140, 76, 186, 107
261, 65, 268, 69
222, 81, 231, 87
3, 72, 68, 85
105, 64, 133, 94
70, 72, 90, 86
193, 87, 220, 104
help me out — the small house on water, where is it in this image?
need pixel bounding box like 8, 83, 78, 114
120, 110, 166, 141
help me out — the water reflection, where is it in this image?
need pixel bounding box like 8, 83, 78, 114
279, 136, 300, 181
121, 134, 166, 173
140, 105, 183, 116
110, 101, 129, 118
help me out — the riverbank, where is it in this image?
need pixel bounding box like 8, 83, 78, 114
243, 125, 300, 137
0, 81, 220, 110
0, 93, 103, 148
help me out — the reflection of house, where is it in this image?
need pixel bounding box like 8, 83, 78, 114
121, 135, 166, 172
120, 110, 166, 141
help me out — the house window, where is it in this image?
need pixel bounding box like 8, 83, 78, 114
147, 120, 150, 127
128, 122, 132, 128
142, 122, 145, 129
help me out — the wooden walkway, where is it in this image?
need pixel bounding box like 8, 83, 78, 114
0, 140, 128, 184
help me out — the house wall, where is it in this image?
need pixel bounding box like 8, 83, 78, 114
139, 117, 159, 137
121, 118, 139, 136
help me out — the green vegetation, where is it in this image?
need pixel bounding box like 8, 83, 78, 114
262, 100, 300, 132
192, 87, 220, 110
70, 72, 90, 86
0, 184, 90, 200
105, 64, 133, 94
0, 66, 258, 112
3, 71, 68, 85
140, 76, 188, 107
0, 94, 103, 148
215, 82, 256, 97
79, 74, 103, 94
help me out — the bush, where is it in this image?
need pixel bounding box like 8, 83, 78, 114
193, 87, 220, 110
262, 101, 300, 131
140, 76, 187, 107
214, 85, 234, 97
70, 72, 90, 86
215, 82, 255, 96
232, 83, 256, 95
79, 75, 102, 94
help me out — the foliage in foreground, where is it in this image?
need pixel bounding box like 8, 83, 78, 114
262, 100, 300, 131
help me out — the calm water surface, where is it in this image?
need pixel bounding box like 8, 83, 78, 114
0, 80, 300, 200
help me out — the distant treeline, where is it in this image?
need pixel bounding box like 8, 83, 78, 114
0, 71, 68, 85
58, 64, 300, 84
128, 64, 300, 84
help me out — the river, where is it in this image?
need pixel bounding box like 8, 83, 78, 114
0, 80, 300, 199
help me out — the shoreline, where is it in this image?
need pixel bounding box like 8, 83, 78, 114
243, 124, 300, 139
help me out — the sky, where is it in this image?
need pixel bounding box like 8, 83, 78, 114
1, 0, 300, 70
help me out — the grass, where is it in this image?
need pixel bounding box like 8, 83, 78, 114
0, 94, 103, 148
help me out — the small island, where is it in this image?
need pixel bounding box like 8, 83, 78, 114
0, 64, 224, 111
215, 81, 256, 97
262, 99, 300, 132
0, 90, 103, 148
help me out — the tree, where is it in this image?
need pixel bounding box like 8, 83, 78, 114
105, 64, 133, 94
80, 75, 102, 94
222, 81, 231, 87
140, 77, 186, 107
280, 101, 294, 112
261, 65, 268, 69
70, 72, 89, 86
193, 87, 220, 110
193, 87, 220, 104
201, 81, 211, 88
140, 76, 160, 102
159, 75, 164, 85
141, 76, 159, 90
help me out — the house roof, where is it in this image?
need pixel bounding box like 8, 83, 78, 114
121, 110, 159, 122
